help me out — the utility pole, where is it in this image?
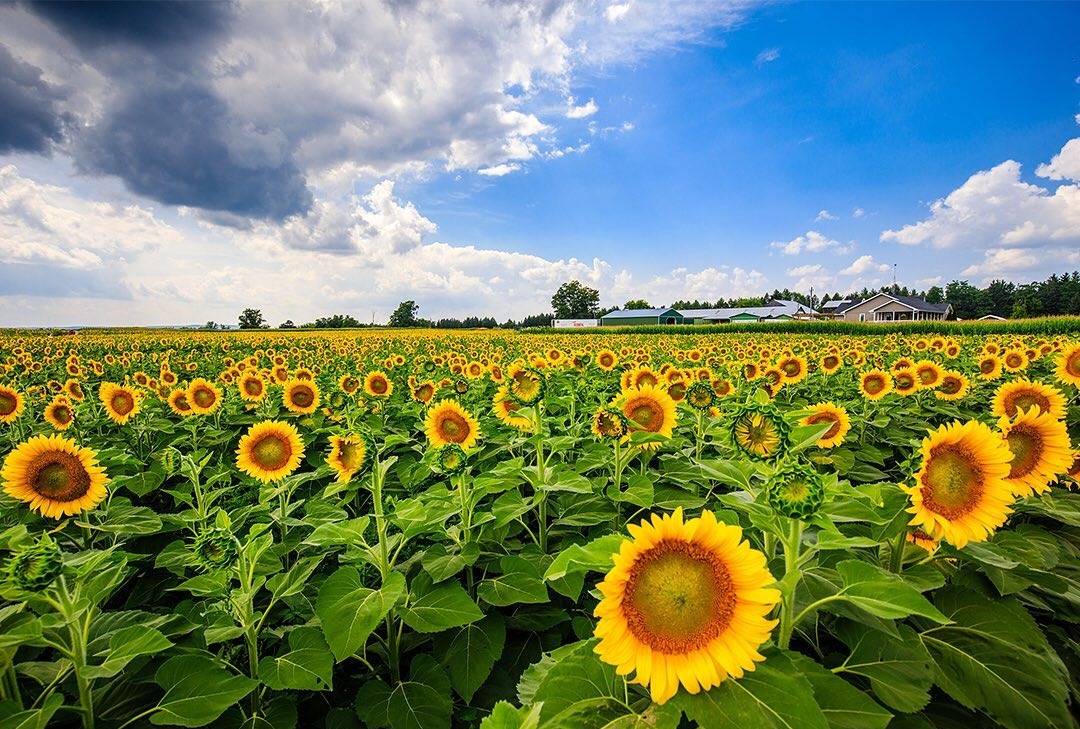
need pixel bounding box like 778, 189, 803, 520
893, 264, 897, 291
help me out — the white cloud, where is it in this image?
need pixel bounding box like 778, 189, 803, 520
771, 230, 851, 255
0, 164, 183, 270
959, 247, 1080, 282
915, 276, 942, 287
1035, 138, 1080, 181
605, 3, 631, 23
618, 266, 767, 305
852, 207, 865, 219
839, 254, 889, 276
881, 138, 1080, 250
566, 97, 599, 119
785, 263, 834, 292
755, 48, 780, 64
1075, 113, 1080, 125
477, 163, 522, 177
815, 209, 837, 221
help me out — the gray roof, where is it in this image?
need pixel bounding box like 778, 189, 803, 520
601, 307, 681, 319
888, 294, 950, 313
834, 299, 860, 314
820, 299, 850, 310
678, 299, 817, 321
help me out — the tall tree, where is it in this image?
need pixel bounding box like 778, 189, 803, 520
551, 280, 600, 318
238, 308, 265, 329
623, 299, 651, 310
388, 300, 419, 328
924, 286, 944, 304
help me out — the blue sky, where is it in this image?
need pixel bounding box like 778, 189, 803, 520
1, 1, 1079, 326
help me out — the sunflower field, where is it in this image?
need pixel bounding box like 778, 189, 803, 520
1, 329, 1079, 729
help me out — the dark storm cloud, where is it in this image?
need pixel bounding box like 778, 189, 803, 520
0, 44, 70, 154
0, 262, 134, 300
23, 1, 234, 59
76, 84, 312, 221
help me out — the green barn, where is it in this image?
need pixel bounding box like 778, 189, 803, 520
600, 308, 686, 327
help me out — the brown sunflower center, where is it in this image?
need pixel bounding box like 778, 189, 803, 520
1005, 391, 1048, 417
917, 368, 939, 385
980, 359, 996, 374
27, 451, 91, 503
626, 399, 662, 431
0, 392, 16, 415
415, 384, 434, 401
805, 412, 841, 440
1066, 351, 1080, 377
599, 354, 614, 367
192, 387, 216, 408
291, 387, 314, 407
52, 405, 73, 424
438, 413, 468, 442
1006, 354, 1023, 368
921, 446, 983, 518
370, 377, 388, 394
863, 375, 885, 394
622, 540, 736, 654
173, 393, 191, 411
634, 372, 659, 388
244, 379, 264, 396
940, 376, 963, 395
781, 360, 801, 376
1005, 427, 1043, 480
111, 392, 135, 415
595, 411, 624, 437
252, 435, 291, 471
824, 355, 840, 369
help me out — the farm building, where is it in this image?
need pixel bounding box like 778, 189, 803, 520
838, 293, 952, 322
599, 308, 687, 326
678, 299, 817, 324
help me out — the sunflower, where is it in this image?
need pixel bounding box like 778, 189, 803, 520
892, 368, 921, 396
858, 370, 892, 401
437, 444, 468, 475
730, 404, 789, 460
425, 399, 480, 451
914, 360, 943, 389
976, 354, 1002, 380
44, 397, 75, 431
617, 384, 677, 450
0, 385, 25, 424
1055, 343, 1080, 387
592, 407, 629, 440
493, 387, 533, 431
991, 379, 1066, 420
629, 366, 661, 389
685, 381, 716, 412
507, 365, 544, 405
1002, 349, 1028, 373
765, 460, 826, 519
1, 435, 109, 518
187, 378, 223, 415
364, 371, 393, 398
597, 350, 618, 372
167, 389, 194, 417
339, 375, 360, 395
777, 355, 808, 384
903, 420, 1014, 548
327, 434, 369, 483
283, 379, 320, 415
238, 372, 268, 402
236, 420, 305, 483
998, 409, 1073, 497
412, 381, 436, 404
62, 379, 85, 402
799, 402, 851, 449
593, 508, 780, 705
99, 382, 141, 425
935, 371, 970, 401
820, 353, 842, 374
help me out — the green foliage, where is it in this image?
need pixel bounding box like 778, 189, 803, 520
551, 280, 600, 318
238, 308, 266, 329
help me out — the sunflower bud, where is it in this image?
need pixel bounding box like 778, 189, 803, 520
437, 444, 468, 475
729, 403, 790, 461
7, 536, 63, 590
765, 461, 825, 520
685, 381, 716, 412
193, 527, 239, 571
591, 407, 628, 440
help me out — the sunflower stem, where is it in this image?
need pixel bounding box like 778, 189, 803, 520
889, 530, 907, 573
776, 519, 803, 651
370, 452, 401, 685
533, 407, 549, 553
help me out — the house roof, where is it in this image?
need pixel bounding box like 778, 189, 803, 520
820, 299, 850, 310
888, 294, 951, 313
678, 300, 817, 321
833, 299, 861, 314
601, 307, 681, 319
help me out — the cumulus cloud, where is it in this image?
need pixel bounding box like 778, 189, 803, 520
881, 138, 1080, 250
785, 263, 834, 292
840, 254, 889, 276
0, 164, 184, 271
619, 266, 767, 305
477, 163, 522, 177
815, 209, 837, 221
852, 207, 865, 218
605, 3, 632, 23
566, 97, 598, 119
0, 43, 71, 154
771, 230, 850, 255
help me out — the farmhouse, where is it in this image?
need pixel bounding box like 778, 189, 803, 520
678, 299, 817, 324
837, 293, 952, 322
599, 307, 686, 326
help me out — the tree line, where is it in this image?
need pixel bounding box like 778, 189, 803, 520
226, 271, 1080, 330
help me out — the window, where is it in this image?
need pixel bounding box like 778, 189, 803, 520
859, 313, 865, 322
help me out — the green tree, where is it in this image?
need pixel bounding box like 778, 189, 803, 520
279, 320, 296, 329
203, 321, 218, 330
388, 301, 419, 328
924, 286, 944, 304
551, 281, 600, 318
623, 299, 651, 310
238, 308, 265, 329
